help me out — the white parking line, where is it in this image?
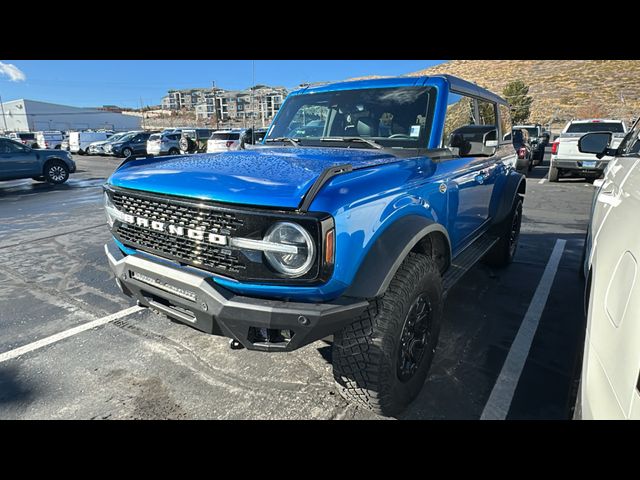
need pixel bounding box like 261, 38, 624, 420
480, 239, 566, 420
0, 305, 144, 364
538, 178, 547, 184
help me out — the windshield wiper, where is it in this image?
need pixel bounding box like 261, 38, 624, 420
320, 137, 383, 150
265, 137, 300, 147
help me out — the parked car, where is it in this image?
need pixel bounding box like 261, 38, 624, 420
240, 128, 268, 149
34, 131, 64, 150
8, 132, 38, 148
512, 128, 534, 172
69, 131, 110, 155
549, 119, 627, 182
575, 117, 640, 419
87, 132, 127, 155
206, 129, 245, 153
179, 128, 214, 154
0, 136, 76, 184
146, 132, 182, 156
513, 124, 548, 164
104, 131, 155, 158
103, 74, 525, 416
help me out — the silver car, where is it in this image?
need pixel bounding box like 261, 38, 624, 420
146, 132, 182, 156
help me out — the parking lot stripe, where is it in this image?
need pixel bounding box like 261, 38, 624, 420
480, 239, 566, 420
538, 178, 547, 184
0, 306, 144, 364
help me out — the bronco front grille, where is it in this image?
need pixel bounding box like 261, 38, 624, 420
106, 187, 330, 283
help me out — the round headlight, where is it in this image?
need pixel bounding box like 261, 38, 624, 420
263, 222, 315, 276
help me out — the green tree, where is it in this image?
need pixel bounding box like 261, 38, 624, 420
503, 80, 533, 124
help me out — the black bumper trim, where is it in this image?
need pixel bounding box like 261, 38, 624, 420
106, 240, 368, 352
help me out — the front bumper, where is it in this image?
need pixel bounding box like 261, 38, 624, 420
105, 240, 368, 352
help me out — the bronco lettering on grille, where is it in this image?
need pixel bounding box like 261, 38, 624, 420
122, 215, 228, 246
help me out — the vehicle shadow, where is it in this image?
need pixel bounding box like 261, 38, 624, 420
0, 364, 38, 413
315, 231, 587, 420
0, 178, 105, 198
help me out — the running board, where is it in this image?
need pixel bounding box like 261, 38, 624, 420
442, 234, 499, 295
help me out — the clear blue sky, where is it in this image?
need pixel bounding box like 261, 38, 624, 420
0, 60, 445, 109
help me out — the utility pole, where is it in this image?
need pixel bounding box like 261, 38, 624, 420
140, 97, 146, 130
0, 92, 8, 132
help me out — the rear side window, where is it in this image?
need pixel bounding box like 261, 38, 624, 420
20, 133, 35, 140
566, 122, 625, 133
149, 134, 161, 141
499, 104, 512, 142
212, 133, 240, 140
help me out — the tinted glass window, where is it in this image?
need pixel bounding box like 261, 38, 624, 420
211, 133, 240, 140
566, 122, 625, 133
19, 133, 35, 140
0, 139, 25, 153
149, 134, 161, 141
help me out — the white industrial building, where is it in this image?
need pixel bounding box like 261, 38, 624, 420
0, 99, 141, 133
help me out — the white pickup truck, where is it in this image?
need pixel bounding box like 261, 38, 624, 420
549, 119, 627, 182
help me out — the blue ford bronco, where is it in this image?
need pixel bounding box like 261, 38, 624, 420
104, 75, 525, 415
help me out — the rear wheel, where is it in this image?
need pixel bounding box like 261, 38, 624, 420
548, 165, 559, 182
122, 147, 133, 158
168, 148, 179, 155
332, 252, 443, 417
44, 161, 69, 184
484, 197, 523, 267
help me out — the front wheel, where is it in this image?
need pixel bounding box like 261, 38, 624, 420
122, 147, 133, 158
332, 252, 443, 417
44, 161, 69, 184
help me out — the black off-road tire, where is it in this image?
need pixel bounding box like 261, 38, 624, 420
484, 197, 523, 267
548, 165, 559, 182
332, 252, 443, 417
44, 160, 69, 184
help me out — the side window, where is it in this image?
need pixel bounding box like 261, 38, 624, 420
444, 93, 497, 157
0, 140, 25, 154
443, 93, 476, 145
498, 104, 512, 143
620, 119, 640, 155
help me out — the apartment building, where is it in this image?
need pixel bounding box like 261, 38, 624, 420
161, 85, 287, 127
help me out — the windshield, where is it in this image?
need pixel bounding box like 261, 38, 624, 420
566, 122, 625, 134
265, 86, 435, 149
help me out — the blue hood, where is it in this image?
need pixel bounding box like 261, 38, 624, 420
107, 147, 399, 209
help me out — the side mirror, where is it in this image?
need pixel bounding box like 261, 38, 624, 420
578, 132, 613, 158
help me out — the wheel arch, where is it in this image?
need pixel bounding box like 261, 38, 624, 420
343, 215, 452, 299
492, 171, 526, 227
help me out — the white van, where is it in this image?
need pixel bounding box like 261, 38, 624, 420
35, 131, 64, 150
69, 131, 110, 155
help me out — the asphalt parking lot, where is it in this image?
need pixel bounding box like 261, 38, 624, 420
0, 150, 593, 419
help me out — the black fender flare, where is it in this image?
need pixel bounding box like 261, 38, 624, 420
491, 171, 526, 227
344, 215, 451, 299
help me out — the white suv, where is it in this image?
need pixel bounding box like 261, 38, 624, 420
577, 118, 640, 419
206, 130, 245, 153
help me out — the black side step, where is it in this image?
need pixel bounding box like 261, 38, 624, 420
442, 234, 499, 296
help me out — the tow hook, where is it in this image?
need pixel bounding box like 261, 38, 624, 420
229, 338, 244, 350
